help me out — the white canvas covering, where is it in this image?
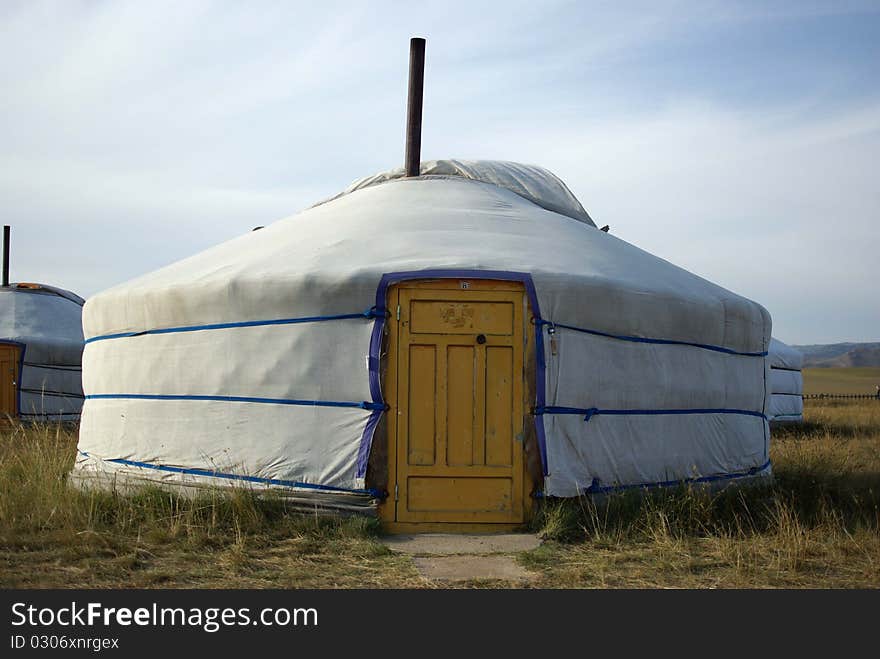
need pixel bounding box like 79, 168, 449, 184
768, 337, 803, 422
74, 160, 771, 499
320, 159, 596, 227
0, 284, 85, 421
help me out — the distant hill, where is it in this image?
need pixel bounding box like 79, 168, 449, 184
793, 342, 880, 368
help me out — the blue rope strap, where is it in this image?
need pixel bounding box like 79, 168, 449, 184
86, 307, 388, 344
531, 459, 772, 498
20, 412, 81, 417
535, 406, 767, 422
536, 319, 767, 357
583, 459, 772, 494
78, 451, 382, 498
86, 393, 388, 411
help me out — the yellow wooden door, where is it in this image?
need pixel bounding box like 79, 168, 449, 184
0, 344, 20, 418
390, 281, 526, 524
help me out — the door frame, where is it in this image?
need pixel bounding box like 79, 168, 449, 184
379, 277, 538, 532
0, 340, 25, 421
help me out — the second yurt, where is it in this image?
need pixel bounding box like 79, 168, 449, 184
0, 282, 85, 422
768, 338, 804, 424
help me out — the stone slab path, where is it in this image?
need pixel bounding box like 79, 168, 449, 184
379, 533, 541, 584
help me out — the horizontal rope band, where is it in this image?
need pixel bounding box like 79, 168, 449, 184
582, 459, 772, 495
770, 365, 802, 373
85, 393, 387, 411
78, 451, 382, 498
23, 362, 82, 371
20, 388, 85, 399
535, 405, 767, 422
537, 319, 767, 357
85, 307, 387, 345
20, 411, 81, 417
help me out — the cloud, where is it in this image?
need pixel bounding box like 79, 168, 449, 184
0, 1, 877, 343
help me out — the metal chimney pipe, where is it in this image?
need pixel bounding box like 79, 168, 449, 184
2, 225, 9, 287
404, 37, 426, 177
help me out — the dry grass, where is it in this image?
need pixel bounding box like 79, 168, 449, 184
524, 399, 880, 588
1, 398, 878, 588
803, 367, 880, 395
0, 423, 422, 588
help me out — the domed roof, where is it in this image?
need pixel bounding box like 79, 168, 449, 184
316, 159, 595, 226
85, 160, 766, 355
0, 283, 84, 362
769, 337, 803, 371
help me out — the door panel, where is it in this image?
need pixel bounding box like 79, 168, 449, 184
407, 477, 512, 513
0, 344, 20, 418
407, 344, 437, 466
393, 284, 525, 524
409, 300, 514, 335
446, 345, 475, 467
485, 346, 513, 467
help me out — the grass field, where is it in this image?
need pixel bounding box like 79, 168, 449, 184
803, 367, 880, 395
1, 399, 878, 588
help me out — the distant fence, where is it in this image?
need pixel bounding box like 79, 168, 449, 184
804, 393, 880, 400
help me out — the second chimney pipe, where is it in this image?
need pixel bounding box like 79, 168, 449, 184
404, 37, 426, 177
2, 225, 9, 287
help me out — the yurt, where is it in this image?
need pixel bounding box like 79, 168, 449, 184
0, 282, 85, 422
768, 338, 804, 424
72, 40, 771, 528
72, 158, 772, 527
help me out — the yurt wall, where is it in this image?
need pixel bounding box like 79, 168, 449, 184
768, 338, 804, 424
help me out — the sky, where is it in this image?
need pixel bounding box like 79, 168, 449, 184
1, 0, 878, 345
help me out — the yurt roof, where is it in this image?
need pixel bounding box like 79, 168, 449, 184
769, 337, 803, 371
84, 160, 770, 355
0, 283, 85, 364
315, 159, 595, 226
